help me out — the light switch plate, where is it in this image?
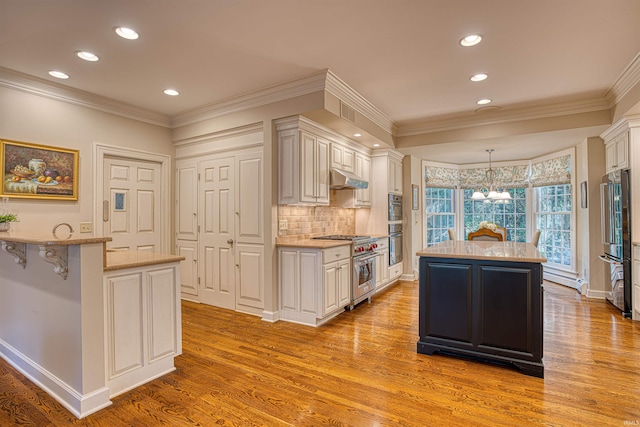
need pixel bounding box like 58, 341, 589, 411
279, 220, 288, 230
79, 222, 92, 233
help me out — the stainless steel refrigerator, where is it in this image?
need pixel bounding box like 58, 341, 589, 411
600, 168, 632, 317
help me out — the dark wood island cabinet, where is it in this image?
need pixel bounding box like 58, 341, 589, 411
416, 240, 546, 378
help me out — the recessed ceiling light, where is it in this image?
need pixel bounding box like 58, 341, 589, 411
115, 26, 139, 40
373, 143, 380, 147
470, 73, 488, 82
477, 99, 492, 105
164, 89, 179, 96
354, 133, 362, 137
76, 51, 99, 62
48, 70, 69, 79
460, 34, 483, 47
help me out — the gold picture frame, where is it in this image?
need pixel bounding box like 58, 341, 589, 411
0, 139, 79, 201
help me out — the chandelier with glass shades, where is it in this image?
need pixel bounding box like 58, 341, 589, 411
470, 149, 512, 202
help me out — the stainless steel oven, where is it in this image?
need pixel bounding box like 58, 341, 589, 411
388, 194, 402, 221
352, 250, 376, 309
389, 223, 403, 265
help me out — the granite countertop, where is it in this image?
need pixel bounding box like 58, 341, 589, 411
416, 240, 547, 263
104, 250, 185, 271
276, 238, 352, 249
0, 231, 111, 246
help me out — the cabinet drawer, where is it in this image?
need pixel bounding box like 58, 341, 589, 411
323, 245, 351, 263
389, 263, 402, 280
376, 238, 389, 250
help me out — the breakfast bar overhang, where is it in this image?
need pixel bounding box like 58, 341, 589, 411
416, 240, 547, 378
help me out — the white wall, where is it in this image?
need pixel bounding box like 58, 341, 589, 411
0, 86, 173, 234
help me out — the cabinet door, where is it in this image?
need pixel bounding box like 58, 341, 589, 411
177, 240, 198, 297
342, 147, 356, 173
316, 137, 330, 205
375, 252, 384, 288
381, 250, 390, 283
279, 249, 300, 312
605, 141, 617, 173
330, 144, 344, 170
338, 258, 351, 307
236, 153, 263, 244
300, 131, 318, 204
176, 160, 198, 241
322, 262, 339, 316
236, 243, 264, 310
615, 136, 628, 170
355, 154, 371, 207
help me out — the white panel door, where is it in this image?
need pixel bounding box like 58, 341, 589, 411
236, 153, 263, 244
177, 240, 198, 297
104, 157, 161, 252
199, 157, 236, 309
175, 160, 198, 241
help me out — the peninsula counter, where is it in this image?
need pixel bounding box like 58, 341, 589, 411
0, 232, 183, 418
416, 240, 546, 378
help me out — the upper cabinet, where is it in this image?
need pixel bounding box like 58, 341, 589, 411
277, 116, 373, 206
605, 131, 629, 174
388, 156, 403, 195
278, 120, 330, 206
330, 144, 356, 173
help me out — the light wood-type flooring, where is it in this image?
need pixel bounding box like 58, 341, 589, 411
1, 281, 640, 426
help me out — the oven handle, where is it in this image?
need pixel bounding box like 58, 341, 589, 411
354, 252, 379, 263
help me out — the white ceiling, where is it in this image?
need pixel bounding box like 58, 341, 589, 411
1, 0, 639, 162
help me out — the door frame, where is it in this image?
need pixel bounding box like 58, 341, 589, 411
94, 143, 171, 253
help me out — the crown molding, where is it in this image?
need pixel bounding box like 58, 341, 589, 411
606, 52, 640, 106
0, 67, 171, 128
324, 70, 396, 135
170, 70, 328, 128
396, 96, 611, 137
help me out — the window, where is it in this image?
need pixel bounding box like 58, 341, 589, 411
463, 188, 527, 241
535, 185, 572, 267
425, 187, 455, 246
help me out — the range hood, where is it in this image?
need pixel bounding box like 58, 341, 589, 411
330, 168, 368, 190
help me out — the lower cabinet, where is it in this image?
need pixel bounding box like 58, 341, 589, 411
279, 245, 351, 326
375, 237, 390, 291
103, 262, 182, 397
389, 262, 402, 281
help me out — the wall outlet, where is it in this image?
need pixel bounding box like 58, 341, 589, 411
79, 222, 93, 233
279, 220, 288, 230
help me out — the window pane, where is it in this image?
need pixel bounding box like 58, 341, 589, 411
425, 187, 456, 246
535, 184, 572, 267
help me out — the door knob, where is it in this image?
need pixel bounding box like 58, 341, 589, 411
227, 239, 234, 244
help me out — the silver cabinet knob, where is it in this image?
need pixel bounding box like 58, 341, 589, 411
227, 239, 234, 245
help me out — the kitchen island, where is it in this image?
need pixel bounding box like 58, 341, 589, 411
0, 231, 183, 418
416, 240, 546, 378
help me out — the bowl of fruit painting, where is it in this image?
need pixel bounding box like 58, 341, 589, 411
1, 139, 78, 200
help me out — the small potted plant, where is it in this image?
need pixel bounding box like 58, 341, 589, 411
0, 213, 18, 232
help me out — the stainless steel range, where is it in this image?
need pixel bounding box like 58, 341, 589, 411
312, 235, 378, 310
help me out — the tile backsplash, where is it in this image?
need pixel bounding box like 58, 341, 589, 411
278, 192, 355, 239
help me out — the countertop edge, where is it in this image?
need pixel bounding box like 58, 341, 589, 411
104, 251, 185, 272
0, 231, 111, 246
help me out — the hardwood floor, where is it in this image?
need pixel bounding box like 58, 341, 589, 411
1, 281, 640, 426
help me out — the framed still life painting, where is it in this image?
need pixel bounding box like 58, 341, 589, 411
0, 139, 79, 201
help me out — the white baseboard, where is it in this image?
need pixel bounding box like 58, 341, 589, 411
586, 289, 607, 299
0, 339, 112, 419
400, 272, 417, 281
262, 310, 279, 323
544, 270, 578, 289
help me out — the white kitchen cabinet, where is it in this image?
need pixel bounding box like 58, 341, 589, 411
388, 157, 403, 194
236, 243, 265, 312
104, 263, 182, 397
336, 151, 372, 208
175, 160, 198, 241
375, 237, 390, 291
278, 121, 330, 206
321, 246, 351, 317
389, 262, 402, 282
605, 131, 629, 174
278, 244, 351, 326
176, 239, 198, 297
331, 143, 356, 173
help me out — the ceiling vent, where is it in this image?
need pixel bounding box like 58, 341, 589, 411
340, 101, 356, 122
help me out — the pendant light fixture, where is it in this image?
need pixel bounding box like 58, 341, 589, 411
470, 149, 513, 202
